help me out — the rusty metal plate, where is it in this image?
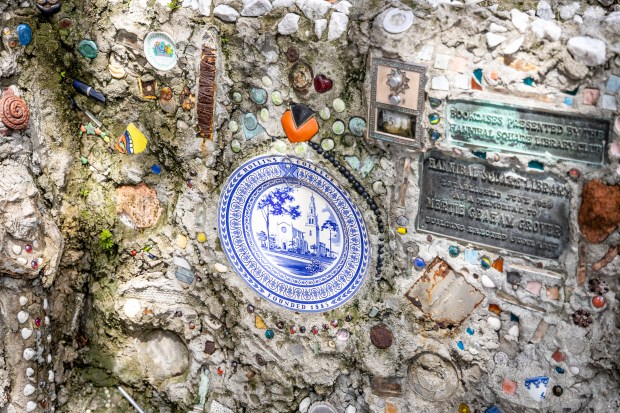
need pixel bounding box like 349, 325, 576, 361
446, 99, 611, 165
415, 151, 571, 259
405, 257, 484, 327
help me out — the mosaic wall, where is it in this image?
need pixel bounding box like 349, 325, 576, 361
0, 0, 619, 413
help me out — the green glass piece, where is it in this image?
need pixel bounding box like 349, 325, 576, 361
78, 39, 98, 59
449, 245, 460, 257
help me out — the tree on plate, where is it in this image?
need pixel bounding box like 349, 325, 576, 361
321, 220, 339, 258
257, 187, 300, 250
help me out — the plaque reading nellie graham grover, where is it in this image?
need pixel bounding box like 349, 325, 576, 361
416, 151, 570, 259
447, 99, 610, 165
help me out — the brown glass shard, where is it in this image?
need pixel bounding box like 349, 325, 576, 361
198, 45, 216, 139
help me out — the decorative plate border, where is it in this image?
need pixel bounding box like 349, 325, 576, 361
218, 155, 370, 312
368, 57, 427, 148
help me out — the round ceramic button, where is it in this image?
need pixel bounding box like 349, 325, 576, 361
383, 8, 414, 34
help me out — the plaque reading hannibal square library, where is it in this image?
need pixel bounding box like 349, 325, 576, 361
416, 151, 570, 259
447, 99, 611, 165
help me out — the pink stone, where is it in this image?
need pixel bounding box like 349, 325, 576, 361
615, 116, 620, 134
582, 88, 600, 106
610, 141, 620, 158
502, 379, 517, 395
526, 280, 542, 295
449, 56, 468, 73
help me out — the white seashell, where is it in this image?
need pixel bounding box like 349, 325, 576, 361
12, 245, 22, 255
508, 325, 519, 337
21, 328, 33, 340
481, 274, 496, 288
23, 384, 35, 396
214, 263, 228, 273
17, 257, 28, 265
487, 317, 501, 331
19, 296, 28, 306
43, 299, 48, 310
26, 367, 35, 377
47, 354, 52, 363
204, 316, 222, 330
18, 311, 29, 324
108, 62, 127, 79
23, 348, 36, 361
48, 370, 54, 382
26, 401, 37, 412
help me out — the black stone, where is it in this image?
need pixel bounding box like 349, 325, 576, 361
506, 271, 522, 285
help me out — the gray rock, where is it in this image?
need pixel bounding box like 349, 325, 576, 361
296, 0, 330, 20
241, 0, 272, 17
536, 1, 554, 20
327, 12, 349, 41
559, 2, 580, 20
567, 36, 607, 66
213, 4, 240, 22
278, 13, 300, 35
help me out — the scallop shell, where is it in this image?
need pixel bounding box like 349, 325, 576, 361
0, 88, 30, 130
108, 62, 126, 79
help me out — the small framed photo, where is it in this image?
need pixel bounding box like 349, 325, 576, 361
368, 57, 427, 148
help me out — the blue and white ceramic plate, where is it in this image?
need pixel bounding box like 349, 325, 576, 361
218, 155, 370, 312
144, 32, 178, 72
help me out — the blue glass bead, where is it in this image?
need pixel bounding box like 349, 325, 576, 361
428, 129, 441, 141
151, 164, 161, 175
466, 327, 474, 335
481, 257, 491, 269
457, 341, 465, 350
555, 366, 565, 374
413, 257, 425, 269
17, 24, 32, 46
428, 113, 440, 125
449, 245, 460, 257
523, 77, 534, 86
265, 329, 274, 339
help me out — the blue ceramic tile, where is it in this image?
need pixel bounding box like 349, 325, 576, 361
218, 155, 370, 312
485, 406, 504, 413
524, 376, 549, 401
607, 75, 620, 93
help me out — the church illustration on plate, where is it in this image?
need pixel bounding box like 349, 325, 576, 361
254, 187, 340, 276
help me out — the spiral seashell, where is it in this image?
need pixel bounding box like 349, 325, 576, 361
0, 89, 30, 130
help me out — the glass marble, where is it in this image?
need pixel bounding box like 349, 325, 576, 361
449, 245, 460, 257
429, 113, 440, 124
250, 87, 267, 105
348, 117, 367, 137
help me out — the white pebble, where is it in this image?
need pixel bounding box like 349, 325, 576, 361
299, 397, 311, 413
508, 325, 519, 337
488, 317, 501, 331
47, 354, 52, 363
214, 263, 228, 273
12, 245, 22, 255
18, 311, 29, 324
489, 22, 507, 33
45, 316, 50, 326
570, 366, 580, 375
26, 367, 34, 377
503, 36, 525, 54
21, 328, 33, 340
19, 296, 28, 306
481, 274, 496, 288
23, 384, 35, 396
23, 348, 36, 361
17, 257, 28, 265
486, 32, 507, 48
48, 370, 54, 382
47, 334, 52, 343
43, 299, 48, 310
26, 401, 37, 412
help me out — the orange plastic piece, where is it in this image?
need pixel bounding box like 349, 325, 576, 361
281, 109, 319, 143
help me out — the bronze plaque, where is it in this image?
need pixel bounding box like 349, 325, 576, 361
416, 151, 570, 259
447, 99, 611, 165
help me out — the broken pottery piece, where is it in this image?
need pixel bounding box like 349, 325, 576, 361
524, 376, 549, 401
115, 183, 162, 229
578, 180, 620, 243
405, 257, 485, 327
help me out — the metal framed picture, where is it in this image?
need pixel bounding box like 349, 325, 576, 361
368, 57, 427, 148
